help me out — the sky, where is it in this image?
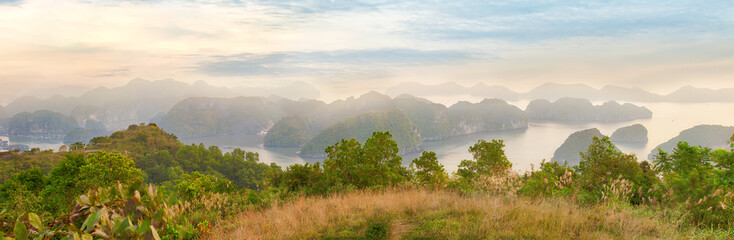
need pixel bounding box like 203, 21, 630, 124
1, 0, 733, 104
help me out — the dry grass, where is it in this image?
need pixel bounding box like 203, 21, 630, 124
208, 188, 687, 240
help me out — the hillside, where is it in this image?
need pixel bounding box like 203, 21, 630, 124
209, 189, 684, 240
2, 79, 321, 132
263, 93, 528, 146
263, 115, 312, 147
4, 110, 79, 141
525, 98, 652, 122
299, 109, 423, 157
159, 97, 284, 139
552, 128, 606, 166
648, 124, 734, 159
441, 99, 527, 138
87, 123, 181, 161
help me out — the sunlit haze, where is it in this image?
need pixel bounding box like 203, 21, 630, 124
1, 0, 734, 104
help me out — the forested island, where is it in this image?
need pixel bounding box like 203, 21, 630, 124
3, 110, 78, 141
610, 124, 648, 143
161, 92, 529, 155
648, 124, 734, 159
551, 128, 606, 166
525, 98, 652, 122
299, 109, 423, 157
0, 79, 655, 158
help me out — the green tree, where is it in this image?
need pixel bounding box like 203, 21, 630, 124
175, 171, 234, 200
69, 142, 85, 151
457, 139, 512, 181
78, 151, 144, 190
575, 136, 650, 204
362, 131, 409, 187
277, 162, 328, 194
0, 168, 46, 214
654, 141, 733, 227
323, 138, 363, 188
322, 131, 408, 189
410, 151, 448, 189
40, 153, 87, 213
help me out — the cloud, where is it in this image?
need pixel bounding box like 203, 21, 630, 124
198, 48, 477, 76
387, 0, 734, 42
253, 0, 379, 14
0, 0, 23, 5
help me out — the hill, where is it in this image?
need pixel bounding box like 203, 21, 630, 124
262, 93, 528, 146
159, 97, 284, 139
648, 125, 734, 159
263, 115, 312, 147
87, 123, 181, 161
525, 98, 652, 122
2, 79, 321, 132
4, 110, 79, 141
209, 189, 684, 240
610, 124, 648, 143
299, 109, 423, 157
552, 128, 606, 166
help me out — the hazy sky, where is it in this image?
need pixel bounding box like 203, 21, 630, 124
1, 0, 733, 103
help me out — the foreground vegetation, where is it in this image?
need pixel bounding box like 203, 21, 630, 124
0, 123, 732, 239
210, 188, 684, 239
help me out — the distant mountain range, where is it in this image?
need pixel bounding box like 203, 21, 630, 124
385, 82, 734, 102
0, 79, 321, 131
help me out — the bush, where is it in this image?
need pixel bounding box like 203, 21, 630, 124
518, 160, 575, 198
653, 141, 734, 228
574, 136, 654, 204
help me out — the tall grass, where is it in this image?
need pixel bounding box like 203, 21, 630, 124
208, 188, 686, 240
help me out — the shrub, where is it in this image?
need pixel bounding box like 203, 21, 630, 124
518, 160, 575, 198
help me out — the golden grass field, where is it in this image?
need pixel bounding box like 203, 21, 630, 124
207, 188, 694, 240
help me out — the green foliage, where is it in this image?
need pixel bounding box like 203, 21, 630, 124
88, 123, 181, 161
39, 152, 143, 214
653, 141, 734, 228
322, 132, 409, 189
69, 142, 85, 151
275, 162, 328, 195
518, 160, 575, 197
78, 151, 143, 190
575, 136, 654, 204
552, 128, 605, 166
456, 139, 512, 181
0, 150, 65, 183
175, 172, 235, 200
40, 153, 87, 213
167, 144, 276, 190
0, 168, 46, 215
410, 151, 448, 189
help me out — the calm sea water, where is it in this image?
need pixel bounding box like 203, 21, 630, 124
183, 101, 734, 174
8, 100, 734, 174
